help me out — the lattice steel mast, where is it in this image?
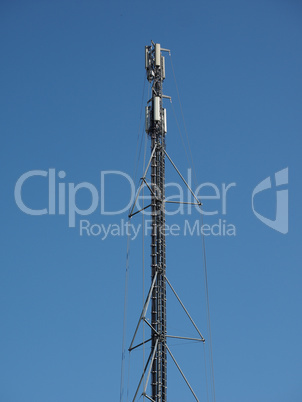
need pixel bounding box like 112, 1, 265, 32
128, 42, 205, 402
147, 42, 167, 401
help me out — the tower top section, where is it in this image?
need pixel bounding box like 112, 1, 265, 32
145, 41, 170, 83
144, 42, 170, 137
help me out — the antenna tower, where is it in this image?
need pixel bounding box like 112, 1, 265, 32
128, 41, 205, 402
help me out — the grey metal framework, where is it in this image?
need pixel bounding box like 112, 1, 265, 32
128, 41, 205, 402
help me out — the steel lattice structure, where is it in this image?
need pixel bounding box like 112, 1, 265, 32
128, 42, 205, 402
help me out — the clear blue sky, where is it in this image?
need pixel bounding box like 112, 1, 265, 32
1, 0, 301, 401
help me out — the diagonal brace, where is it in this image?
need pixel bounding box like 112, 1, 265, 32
165, 275, 205, 342
132, 339, 159, 402
129, 271, 158, 350
166, 343, 199, 401
164, 149, 202, 206
129, 144, 157, 217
